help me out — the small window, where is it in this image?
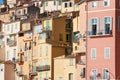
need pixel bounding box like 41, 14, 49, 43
59, 33, 63, 41
104, 47, 110, 59
90, 69, 97, 80
46, 46, 48, 56
54, 0, 56, 5
91, 48, 96, 60
69, 59, 74, 66
40, 46, 42, 57
45, 2, 48, 6
65, 3, 67, 7
69, 73, 73, 80
103, 69, 109, 79
103, 0, 110, 6
66, 34, 71, 42
90, 1, 98, 8
69, 2, 72, 7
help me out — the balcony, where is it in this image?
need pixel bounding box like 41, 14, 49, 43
14, 57, 24, 65
7, 40, 17, 47
17, 71, 24, 76
29, 71, 37, 77
36, 65, 50, 72
78, 59, 86, 65
88, 30, 112, 37
38, 32, 52, 44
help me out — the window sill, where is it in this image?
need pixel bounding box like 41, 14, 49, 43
88, 34, 112, 38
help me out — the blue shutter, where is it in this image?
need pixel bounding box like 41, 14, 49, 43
102, 18, 105, 34
97, 18, 99, 34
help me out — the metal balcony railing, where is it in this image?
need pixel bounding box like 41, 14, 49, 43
7, 40, 17, 46
88, 30, 112, 36
36, 65, 50, 72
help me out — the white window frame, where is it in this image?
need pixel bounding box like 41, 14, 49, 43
103, 0, 110, 7
91, 48, 96, 60
102, 68, 109, 80
91, 69, 98, 80
104, 47, 110, 59
90, 1, 98, 8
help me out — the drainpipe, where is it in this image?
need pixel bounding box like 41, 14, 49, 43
85, 0, 88, 80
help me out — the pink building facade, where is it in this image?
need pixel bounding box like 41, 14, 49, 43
86, 0, 120, 80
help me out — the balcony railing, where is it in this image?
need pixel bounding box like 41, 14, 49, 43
7, 40, 17, 46
17, 71, 24, 76
14, 57, 24, 65
78, 59, 86, 65
29, 71, 37, 77
88, 30, 112, 37
36, 65, 50, 72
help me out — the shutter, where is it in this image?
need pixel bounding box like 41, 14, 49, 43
97, 18, 99, 34
102, 18, 105, 34
110, 16, 113, 30
89, 19, 92, 35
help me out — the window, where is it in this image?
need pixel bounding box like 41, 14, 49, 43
7, 25, 9, 31
69, 2, 72, 7
20, 66, 23, 73
7, 51, 9, 60
13, 49, 16, 57
59, 33, 63, 41
40, 46, 42, 57
25, 23, 29, 30
90, 69, 97, 80
66, 34, 71, 42
103, 69, 109, 79
65, 3, 67, 7
91, 48, 96, 59
59, 77, 63, 80
59, 0, 62, 5
11, 24, 13, 33
103, 0, 110, 6
45, 58, 48, 65
54, 0, 56, 5
80, 68, 85, 78
39, 73, 42, 80
104, 47, 110, 59
90, 1, 98, 8
89, 18, 99, 35
33, 62, 36, 72
40, 60, 42, 66
102, 17, 112, 34
45, 2, 48, 6
69, 73, 73, 80
46, 20, 49, 30
33, 50, 36, 57
45, 72, 48, 78
46, 46, 48, 56
69, 59, 74, 66
15, 23, 17, 30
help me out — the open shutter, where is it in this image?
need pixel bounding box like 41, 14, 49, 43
110, 16, 113, 31
102, 18, 105, 34
89, 19, 92, 35
97, 18, 99, 34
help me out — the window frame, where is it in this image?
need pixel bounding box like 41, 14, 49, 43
91, 48, 96, 60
